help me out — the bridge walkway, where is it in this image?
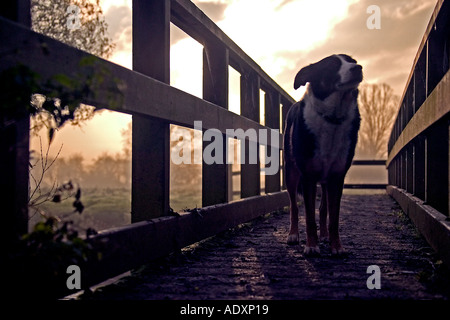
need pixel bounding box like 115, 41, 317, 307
79, 192, 450, 300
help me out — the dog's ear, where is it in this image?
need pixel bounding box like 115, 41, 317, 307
294, 65, 314, 90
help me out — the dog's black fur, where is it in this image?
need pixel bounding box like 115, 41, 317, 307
284, 54, 363, 255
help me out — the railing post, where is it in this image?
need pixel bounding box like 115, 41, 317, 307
131, 0, 170, 221
264, 90, 281, 193
202, 40, 229, 206
414, 134, 426, 199
425, 117, 449, 215
0, 0, 31, 244
240, 70, 260, 198
406, 144, 414, 193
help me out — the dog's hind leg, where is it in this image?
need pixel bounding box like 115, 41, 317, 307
286, 165, 301, 245
327, 175, 346, 255
302, 179, 320, 255
319, 183, 329, 242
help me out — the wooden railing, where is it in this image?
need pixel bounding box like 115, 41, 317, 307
1, 0, 294, 290
387, 0, 450, 216
345, 160, 387, 189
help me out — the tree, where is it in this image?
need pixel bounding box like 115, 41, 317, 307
31, 0, 115, 59
357, 83, 400, 159
121, 121, 132, 160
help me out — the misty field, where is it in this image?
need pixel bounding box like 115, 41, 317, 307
29, 184, 202, 234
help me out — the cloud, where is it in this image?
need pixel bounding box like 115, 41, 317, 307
101, 0, 437, 99
277, 0, 437, 98
104, 4, 132, 68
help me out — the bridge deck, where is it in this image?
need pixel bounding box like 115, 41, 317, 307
76, 192, 449, 300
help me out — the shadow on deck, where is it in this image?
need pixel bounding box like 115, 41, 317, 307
73, 191, 450, 300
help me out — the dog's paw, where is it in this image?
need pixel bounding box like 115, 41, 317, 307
304, 245, 320, 256
287, 233, 299, 245
331, 246, 347, 257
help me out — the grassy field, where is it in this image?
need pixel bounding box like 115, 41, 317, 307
29, 188, 132, 233
29, 186, 201, 234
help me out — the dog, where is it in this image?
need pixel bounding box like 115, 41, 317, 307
284, 54, 363, 256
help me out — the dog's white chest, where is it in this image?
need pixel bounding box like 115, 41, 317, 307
303, 99, 354, 180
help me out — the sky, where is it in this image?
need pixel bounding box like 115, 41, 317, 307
31, 0, 438, 163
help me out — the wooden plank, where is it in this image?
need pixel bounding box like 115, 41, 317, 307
406, 144, 414, 194
202, 41, 229, 206
414, 134, 426, 199
133, 0, 170, 81
387, 185, 450, 268
203, 41, 228, 108
84, 191, 289, 287
425, 117, 449, 215
352, 160, 386, 166
240, 70, 261, 198
131, 0, 171, 220
264, 90, 281, 193
131, 119, 170, 221
0, 118, 30, 243
344, 184, 387, 189
0, 17, 283, 148
387, 69, 450, 167
0, 0, 30, 25
0, 1, 30, 244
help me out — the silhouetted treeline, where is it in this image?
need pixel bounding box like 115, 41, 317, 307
30, 151, 131, 190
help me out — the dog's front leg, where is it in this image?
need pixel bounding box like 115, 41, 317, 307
302, 179, 320, 255
319, 183, 329, 242
286, 166, 301, 245
327, 175, 345, 255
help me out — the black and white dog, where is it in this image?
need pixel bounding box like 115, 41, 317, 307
284, 54, 363, 255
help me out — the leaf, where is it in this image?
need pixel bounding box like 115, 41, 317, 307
86, 228, 97, 238
75, 187, 81, 201
73, 199, 84, 214
52, 73, 75, 90
52, 193, 61, 203
48, 127, 55, 145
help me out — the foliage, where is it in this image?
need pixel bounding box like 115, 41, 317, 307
1, 10, 120, 297
31, 0, 115, 59
7, 214, 99, 299
1, 57, 123, 146
3, 0, 119, 138
8, 163, 98, 299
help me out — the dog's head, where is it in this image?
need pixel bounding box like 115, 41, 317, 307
294, 54, 363, 101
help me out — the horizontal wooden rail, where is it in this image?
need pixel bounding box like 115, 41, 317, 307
386, 70, 450, 167
352, 160, 386, 166
0, 17, 283, 147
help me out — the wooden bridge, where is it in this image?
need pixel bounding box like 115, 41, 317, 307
1, 0, 449, 301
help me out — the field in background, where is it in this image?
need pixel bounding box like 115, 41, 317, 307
29, 184, 202, 234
